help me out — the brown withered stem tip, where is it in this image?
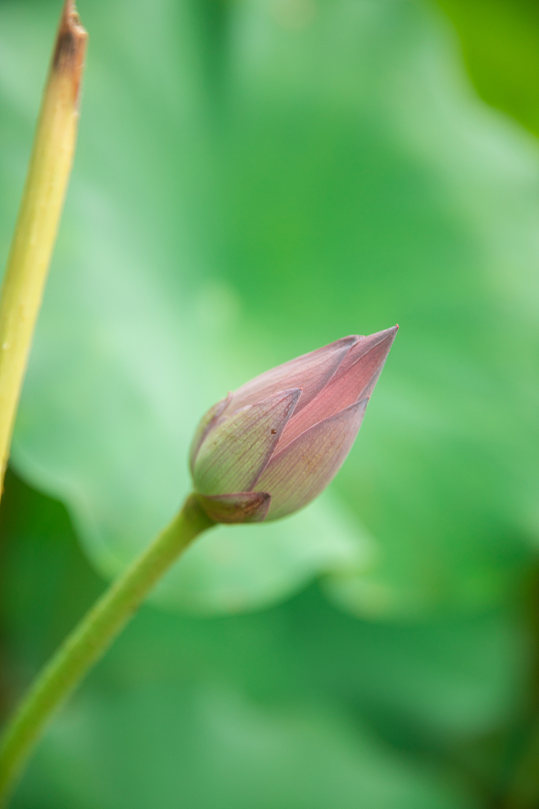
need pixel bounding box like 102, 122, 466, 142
52, 0, 87, 101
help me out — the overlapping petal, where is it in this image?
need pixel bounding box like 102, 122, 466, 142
254, 399, 368, 521
190, 327, 397, 524
331, 326, 398, 395
276, 326, 397, 450
189, 395, 230, 474
229, 335, 358, 414
193, 388, 301, 494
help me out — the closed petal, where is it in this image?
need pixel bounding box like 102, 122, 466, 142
192, 388, 301, 494
277, 325, 397, 450
229, 335, 358, 414
255, 399, 368, 521
189, 395, 231, 473
333, 325, 398, 389
197, 491, 271, 523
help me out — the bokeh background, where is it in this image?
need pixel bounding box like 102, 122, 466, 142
1, 0, 539, 806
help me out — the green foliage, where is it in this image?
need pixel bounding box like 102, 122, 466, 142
0, 0, 537, 615
1, 0, 538, 805
1, 475, 533, 808
436, 0, 539, 136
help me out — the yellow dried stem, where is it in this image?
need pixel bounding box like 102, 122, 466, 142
0, 1, 87, 498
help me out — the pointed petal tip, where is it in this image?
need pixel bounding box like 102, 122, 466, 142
372, 324, 399, 353
337, 326, 398, 365
256, 387, 303, 416
262, 386, 302, 420
192, 386, 302, 494
348, 325, 397, 341
230, 386, 302, 417
374, 324, 399, 354
279, 386, 303, 403
353, 324, 399, 361
368, 324, 399, 343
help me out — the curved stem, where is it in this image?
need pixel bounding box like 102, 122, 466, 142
0, 493, 214, 804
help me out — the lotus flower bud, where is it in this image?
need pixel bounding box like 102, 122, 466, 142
190, 326, 398, 524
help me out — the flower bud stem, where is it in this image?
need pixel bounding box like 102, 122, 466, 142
0, 1, 87, 501
0, 494, 214, 804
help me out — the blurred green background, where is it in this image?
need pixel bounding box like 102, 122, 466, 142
1, 0, 538, 806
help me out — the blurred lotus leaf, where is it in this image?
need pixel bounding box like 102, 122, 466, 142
436, 0, 539, 136
2, 477, 528, 809
0, 0, 537, 615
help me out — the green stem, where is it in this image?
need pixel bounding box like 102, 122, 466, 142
0, 493, 214, 804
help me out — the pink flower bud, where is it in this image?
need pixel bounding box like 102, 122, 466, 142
190, 326, 398, 523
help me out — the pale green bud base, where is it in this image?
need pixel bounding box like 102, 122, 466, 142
0, 494, 214, 805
